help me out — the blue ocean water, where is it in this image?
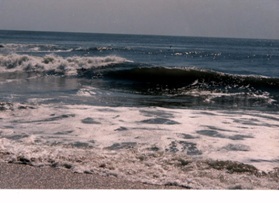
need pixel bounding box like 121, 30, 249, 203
1, 30, 279, 110
1, 30, 279, 189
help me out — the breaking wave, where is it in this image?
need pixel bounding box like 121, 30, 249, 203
79, 64, 279, 102
0, 54, 132, 76
95, 66, 279, 89
0, 53, 279, 109
1, 53, 279, 92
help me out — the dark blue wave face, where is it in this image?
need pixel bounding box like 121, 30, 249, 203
1, 30, 279, 110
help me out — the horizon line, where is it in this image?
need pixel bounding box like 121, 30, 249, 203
0, 29, 278, 41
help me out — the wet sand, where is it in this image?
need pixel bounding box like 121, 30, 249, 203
0, 162, 182, 189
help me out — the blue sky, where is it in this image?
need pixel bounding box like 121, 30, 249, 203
0, 0, 278, 39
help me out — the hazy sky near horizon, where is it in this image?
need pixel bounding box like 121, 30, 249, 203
0, 0, 278, 39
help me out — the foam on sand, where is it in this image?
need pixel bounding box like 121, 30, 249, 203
0, 102, 278, 189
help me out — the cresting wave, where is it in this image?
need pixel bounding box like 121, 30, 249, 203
79, 64, 279, 105
96, 66, 279, 89
0, 54, 132, 76
1, 53, 279, 99
1, 53, 278, 89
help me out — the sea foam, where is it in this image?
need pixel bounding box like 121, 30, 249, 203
0, 54, 132, 76
1, 102, 279, 189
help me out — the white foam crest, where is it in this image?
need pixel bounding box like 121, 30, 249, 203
76, 86, 98, 96
1, 43, 48, 52
0, 54, 132, 76
0, 43, 74, 53
179, 88, 276, 105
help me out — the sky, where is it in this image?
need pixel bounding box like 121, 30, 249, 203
0, 0, 278, 39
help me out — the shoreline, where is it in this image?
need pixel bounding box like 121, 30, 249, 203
0, 162, 182, 189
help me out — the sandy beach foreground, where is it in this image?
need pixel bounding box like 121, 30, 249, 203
0, 162, 182, 189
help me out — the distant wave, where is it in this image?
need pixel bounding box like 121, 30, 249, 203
0, 43, 74, 53
73, 46, 114, 52
0, 43, 121, 54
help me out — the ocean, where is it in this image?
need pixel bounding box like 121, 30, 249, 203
0, 30, 279, 189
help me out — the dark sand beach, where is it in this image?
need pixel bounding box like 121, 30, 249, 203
0, 162, 181, 189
